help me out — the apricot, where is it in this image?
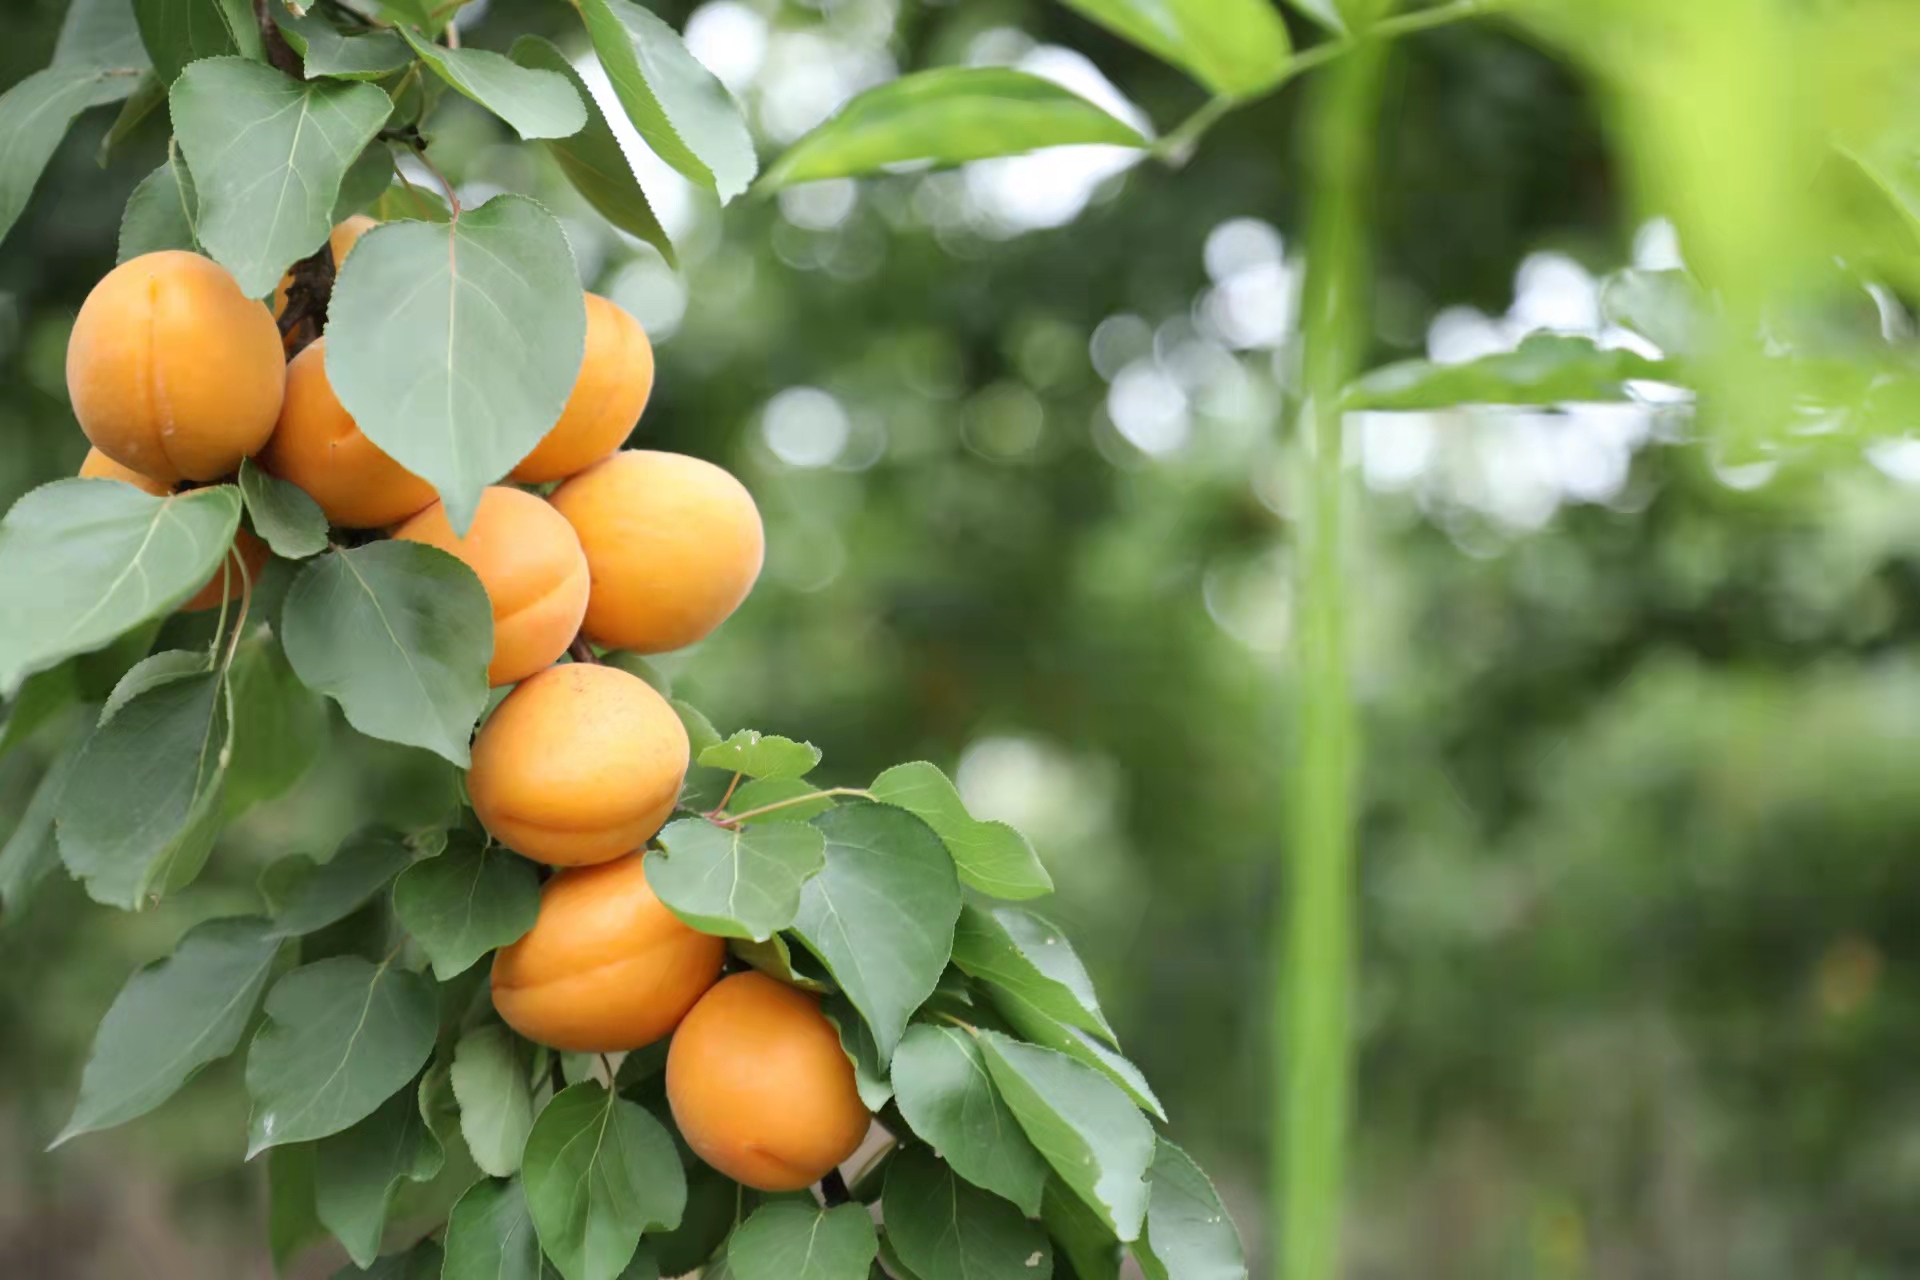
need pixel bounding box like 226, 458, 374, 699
548, 451, 764, 654
79, 445, 168, 496
76, 448, 267, 612
394, 487, 589, 687
273, 215, 375, 320
509, 294, 654, 483
666, 972, 870, 1191
467, 663, 689, 866
259, 339, 437, 528
491, 853, 723, 1052
66, 251, 284, 483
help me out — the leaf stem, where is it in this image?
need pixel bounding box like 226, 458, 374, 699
714, 788, 873, 827
408, 141, 462, 218
712, 771, 744, 815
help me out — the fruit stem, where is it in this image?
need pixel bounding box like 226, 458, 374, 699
713, 788, 874, 827
566, 635, 600, 665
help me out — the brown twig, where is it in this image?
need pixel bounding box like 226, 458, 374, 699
255, 0, 304, 77
567, 635, 600, 665
277, 241, 337, 358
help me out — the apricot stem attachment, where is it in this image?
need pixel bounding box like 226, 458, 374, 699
566, 635, 600, 665
712, 771, 744, 815
713, 788, 874, 828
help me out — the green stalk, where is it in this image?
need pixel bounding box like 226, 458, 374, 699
1277, 30, 1387, 1280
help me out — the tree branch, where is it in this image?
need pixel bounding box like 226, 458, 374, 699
277, 241, 337, 358
255, 0, 304, 77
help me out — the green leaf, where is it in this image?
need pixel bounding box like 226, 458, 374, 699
1342, 333, 1678, 411
1135, 1139, 1245, 1280
790, 803, 961, 1058
270, 1143, 326, 1273
978, 1033, 1152, 1242
1043, 1179, 1121, 1280
654, 1165, 752, 1276
647, 817, 826, 942
333, 1239, 444, 1279
699, 730, 822, 781
575, 0, 757, 201
729, 933, 835, 993
450, 1023, 537, 1178
0, 479, 241, 698
0, 722, 89, 919
988, 989, 1163, 1121
56, 0, 152, 71
239, 459, 328, 560
821, 994, 892, 1111
1058, 0, 1289, 99
367, 179, 451, 223
246, 956, 440, 1154
731, 777, 837, 825
889, 1024, 1047, 1215
117, 150, 198, 263
269, 831, 413, 937
884, 1146, 1053, 1280
53, 915, 280, 1145
56, 651, 232, 909
0, 66, 143, 249
170, 58, 392, 298
333, 144, 395, 221
673, 699, 722, 756
508, 36, 675, 266
315, 1082, 446, 1267
443, 1178, 559, 1280
0, 664, 80, 763
325, 195, 587, 532
761, 68, 1146, 193
226, 631, 330, 813
1280, 0, 1347, 34
523, 1082, 686, 1280
393, 831, 541, 980
97, 71, 167, 164
281, 542, 493, 766
133, 0, 258, 83
398, 28, 585, 140
276, 7, 411, 81
728, 1200, 876, 1280
950, 904, 1114, 1046
870, 762, 1051, 900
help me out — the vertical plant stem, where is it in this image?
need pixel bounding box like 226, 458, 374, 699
1278, 29, 1387, 1280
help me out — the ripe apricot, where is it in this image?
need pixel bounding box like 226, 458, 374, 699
549, 451, 764, 654
76, 448, 267, 611
259, 338, 437, 528
79, 445, 168, 496
394, 487, 590, 687
509, 294, 654, 483
66, 251, 284, 483
467, 663, 689, 866
273, 215, 375, 320
491, 853, 724, 1052
666, 972, 871, 1191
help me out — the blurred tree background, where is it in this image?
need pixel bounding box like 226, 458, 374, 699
6, 0, 1920, 1277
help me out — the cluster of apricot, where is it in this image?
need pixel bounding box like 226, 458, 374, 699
64, 235, 868, 1192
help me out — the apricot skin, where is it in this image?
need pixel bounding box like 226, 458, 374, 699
509, 294, 654, 483
77, 448, 267, 612
274, 216, 375, 320
79, 445, 167, 496
666, 972, 871, 1191
467, 663, 689, 866
260, 338, 437, 529
491, 854, 724, 1052
549, 451, 765, 655
66, 251, 285, 484
395, 487, 590, 687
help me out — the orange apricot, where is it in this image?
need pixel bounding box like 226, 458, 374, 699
508, 293, 654, 483
273, 215, 376, 320
259, 338, 437, 529
491, 853, 724, 1052
66, 251, 284, 483
76, 447, 266, 611
666, 972, 871, 1191
79, 445, 168, 496
467, 663, 689, 866
548, 451, 764, 654
394, 487, 590, 687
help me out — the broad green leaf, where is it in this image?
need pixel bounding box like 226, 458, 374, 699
1059, 0, 1289, 99
225, 631, 329, 813
170, 58, 392, 298
1043, 1179, 1122, 1280
870, 762, 1051, 900
0, 722, 89, 919
276, 7, 411, 81
399, 28, 585, 140
117, 151, 198, 262
56, 0, 152, 71
57, 651, 232, 908
333, 1240, 444, 1280
761, 68, 1147, 193
281, 542, 493, 766
523, 1082, 686, 1280
450, 1024, 536, 1178
821, 994, 892, 1111
367, 178, 451, 223
268, 831, 413, 937
884, 1146, 1053, 1280
950, 904, 1114, 1045
1135, 1140, 1245, 1280
315, 1083, 445, 1266
727, 1200, 876, 1280
731, 777, 837, 825
729, 933, 835, 993
443, 1178, 558, 1280
791, 802, 961, 1058
0, 66, 143, 249
97, 71, 166, 164
333, 144, 395, 221
0, 664, 80, 762
673, 699, 722, 756
508, 37, 675, 265
246, 956, 439, 1154
575, 0, 757, 201
393, 832, 541, 979
1600, 269, 1703, 358
647, 817, 826, 941
889, 1024, 1047, 1215
53, 915, 280, 1144
1280, 0, 1348, 34
239, 459, 328, 560
654, 1165, 752, 1276
699, 730, 822, 781
1342, 333, 1678, 411
133, 0, 258, 83
989, 988, 1163, 1120
270, 1144, 326, 1273
978, 1033, 1152, 1241
326, 195, 587, 532
0, 478, 241, 698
